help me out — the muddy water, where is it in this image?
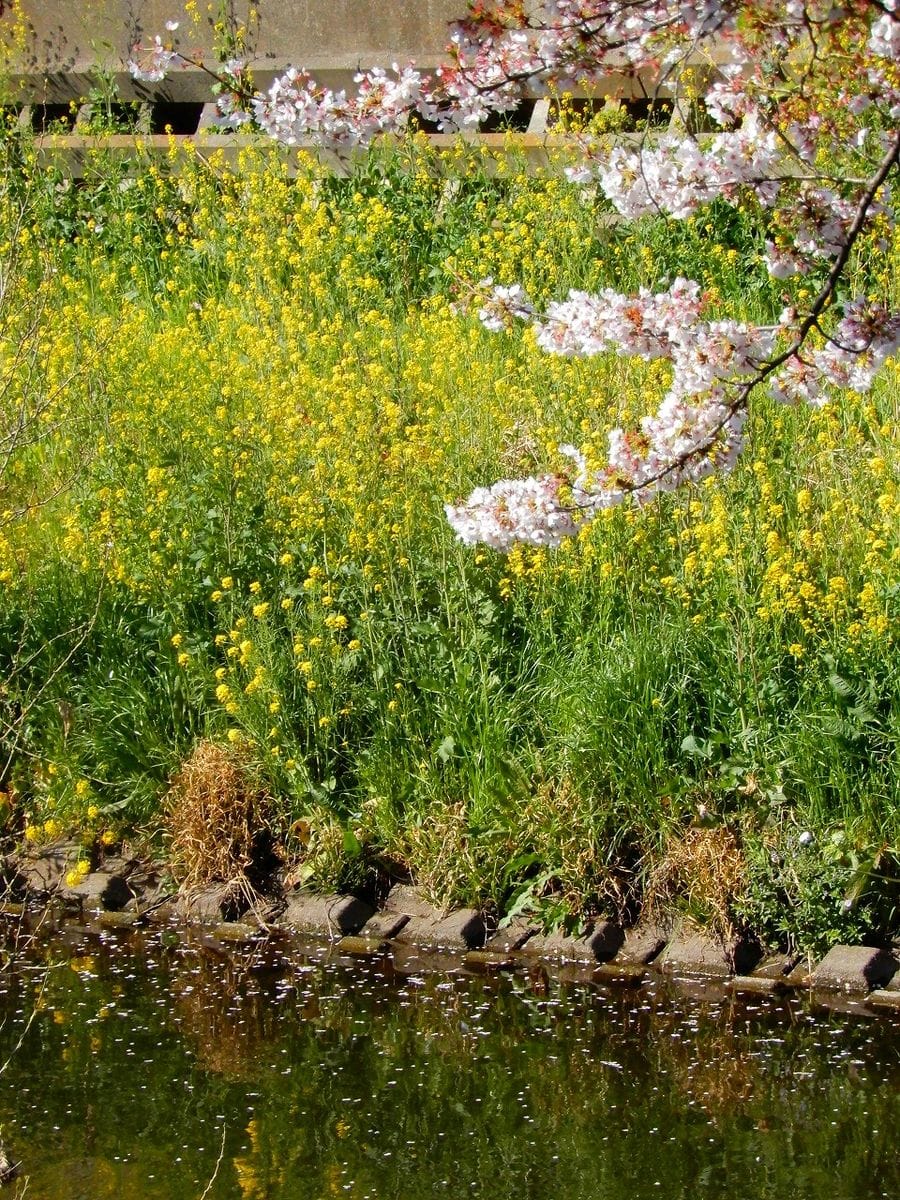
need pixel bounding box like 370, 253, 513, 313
1, 917, 898, 1200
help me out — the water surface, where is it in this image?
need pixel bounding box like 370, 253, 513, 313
1, 916, 898, 1199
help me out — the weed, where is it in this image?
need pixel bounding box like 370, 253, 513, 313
644, 826, 750, 945
164, 739, 273, 895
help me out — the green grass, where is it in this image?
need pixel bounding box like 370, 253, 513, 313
0, 128, 896, 953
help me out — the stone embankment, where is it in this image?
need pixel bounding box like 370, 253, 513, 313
3, 843, 899, 1015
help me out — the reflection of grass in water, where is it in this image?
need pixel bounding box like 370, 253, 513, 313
656, 1019, 759, 1123
1, 931, 900, 1197
171, 946, 275, 1080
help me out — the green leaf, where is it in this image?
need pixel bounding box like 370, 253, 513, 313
436, 735, 455, 763
828, 672, 854, 700
343, 827, 362, 857
681, 734, 712, 760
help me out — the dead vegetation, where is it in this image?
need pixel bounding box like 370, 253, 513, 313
164, 739, 275, 900
644, 825, 749, 945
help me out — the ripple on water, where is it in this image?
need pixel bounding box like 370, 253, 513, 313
0, 920, 898, 1199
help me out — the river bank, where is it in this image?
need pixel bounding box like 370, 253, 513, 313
0, 131, 897, 957
3, 839, 899, 1017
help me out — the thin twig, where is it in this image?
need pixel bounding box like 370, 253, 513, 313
197, 1122, 227, 1200
0, 963, 63, 1079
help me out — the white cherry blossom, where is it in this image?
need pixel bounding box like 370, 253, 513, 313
128, 3, 900, 550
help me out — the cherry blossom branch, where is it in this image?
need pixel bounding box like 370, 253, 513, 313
446, 124, 898, 550
772, 128, 900, 371
125, 3, 900, 551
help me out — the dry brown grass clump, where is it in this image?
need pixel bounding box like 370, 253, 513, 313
395, 800, 481, 909
644, 825, 749, 945
164, 739, 272, 892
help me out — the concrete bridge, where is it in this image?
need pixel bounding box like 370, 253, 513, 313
9, 1, 472, 102
5, 2, 718, 174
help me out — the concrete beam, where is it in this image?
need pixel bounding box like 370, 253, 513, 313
9, 1, 459, 100
9, 2, 734, 104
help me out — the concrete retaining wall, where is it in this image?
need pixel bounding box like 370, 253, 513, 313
9, 1, 707, 104
7, 4, 714, 175
11, 1, 466, 100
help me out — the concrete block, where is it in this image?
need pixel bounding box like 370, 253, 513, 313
339, 935, 387, 956
527, 98, 551, 134
96, 854, 139, 877
196, 103, 221, 132
382, 884, 440, 919
144, 899, 178, 924
63, 871, 132, 912
728, 974, 785, 995
659, 929, 761, 977
282, 892, 374, 938
809, 945, 899, 993
878, 958, 900, 990
18, 842, 81, 895
743, 954, 811, 989
866, 989, 900, 1012
752, 953, 806, 982
122, 879, 166, 915
465, 949, 516, 971
395, 907, 487, 951
212, 921, 260, 943
358, 909, 410, 940
522, 919, 623, 964
616, 922, 668, 965
484, 918, 538, 954
585, 919, 625, 960
97, 910, 140, 930
177, 884, 249, 923
593, 961, 648, 985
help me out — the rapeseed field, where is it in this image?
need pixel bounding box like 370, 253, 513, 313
0, 129, 896, 950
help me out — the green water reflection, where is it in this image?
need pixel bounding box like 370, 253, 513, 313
1, 919, 899, 1200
